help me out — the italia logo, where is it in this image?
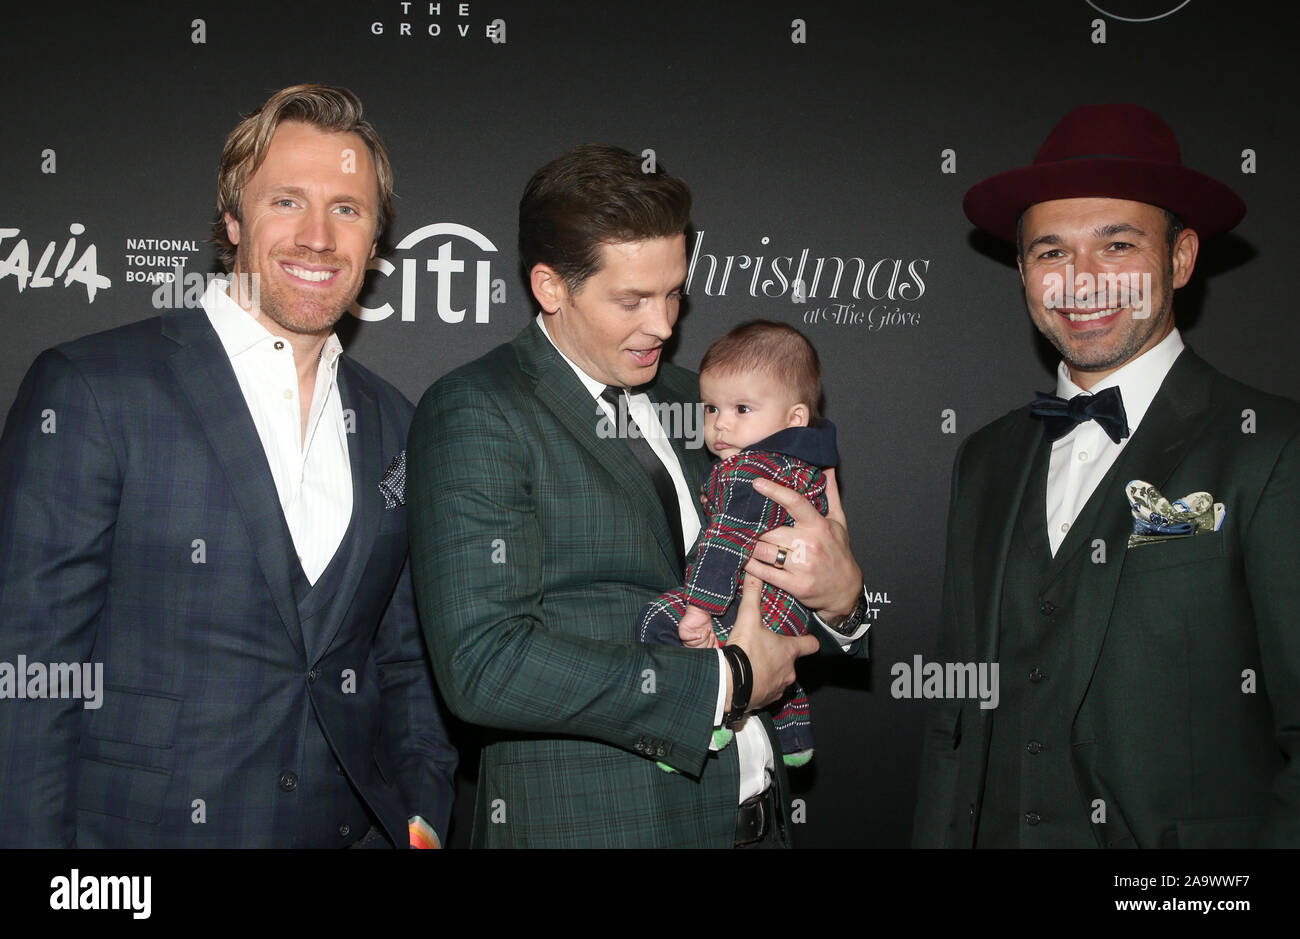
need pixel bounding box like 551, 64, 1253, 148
351, 222, 505, 324
0, 223, 111, 303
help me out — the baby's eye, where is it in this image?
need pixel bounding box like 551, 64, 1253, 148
737, 404, 752, 414
703, 404, 717, 414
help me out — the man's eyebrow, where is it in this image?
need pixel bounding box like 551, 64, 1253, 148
610, 284, 687, 296
1026, 223, 1148, 254
266, 184, 369, 205
1093, 222, 1146, 239
1026, 233, 1063, 253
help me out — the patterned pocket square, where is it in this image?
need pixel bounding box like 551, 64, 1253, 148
1125, 479, 1224, 548
379, 450, 407, 508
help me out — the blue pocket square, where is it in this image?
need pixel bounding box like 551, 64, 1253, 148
1125, 480, 1224, 548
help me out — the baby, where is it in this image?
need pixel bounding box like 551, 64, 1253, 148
638, 320, 837, 767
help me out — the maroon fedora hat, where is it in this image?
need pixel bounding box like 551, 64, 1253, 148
964, 103, 1245, 243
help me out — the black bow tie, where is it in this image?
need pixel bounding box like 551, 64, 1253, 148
1029, 386, 1130, 444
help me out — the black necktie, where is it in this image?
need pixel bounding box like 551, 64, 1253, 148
600, 386, 685, 569
1029, 385, 1130, 444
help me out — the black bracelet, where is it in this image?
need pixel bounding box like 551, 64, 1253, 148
721, 644, 753, 727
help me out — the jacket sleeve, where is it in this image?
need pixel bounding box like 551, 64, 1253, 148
911, 437, 969, 848
405, 376, 720, 777
0, 350, 122, 847
372, 553, 458, 845
1246, 422, 1300, 846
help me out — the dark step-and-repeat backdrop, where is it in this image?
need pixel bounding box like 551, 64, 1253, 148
3, 1, 1295, 853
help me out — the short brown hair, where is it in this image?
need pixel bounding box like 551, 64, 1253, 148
518, 143, 692, 293
699, 320, 823, 422
212, 83, 395, 270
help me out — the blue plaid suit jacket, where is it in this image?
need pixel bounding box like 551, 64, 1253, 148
0, 308, 456, 847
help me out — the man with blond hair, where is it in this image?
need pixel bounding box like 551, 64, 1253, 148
0, 83, 456, 848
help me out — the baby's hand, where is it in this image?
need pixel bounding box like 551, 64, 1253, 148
679, 605, 719, 648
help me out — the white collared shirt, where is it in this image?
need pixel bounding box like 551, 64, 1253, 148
202, 277, 353, 584
1045, 328, 1184, 555
534, 313, 773, 801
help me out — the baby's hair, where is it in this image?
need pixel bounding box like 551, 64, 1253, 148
699, 320, 822, 422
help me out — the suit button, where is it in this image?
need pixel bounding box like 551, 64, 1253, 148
339, 824, 351, 838
278, 772, 299, 792
633, 741, 644, 752
1029, 668, 1046, 683
1026, 740, 1043, 754
1025, 811, 1041, 826
655, 746, 666, 757
1039, 600, 1056, 616
308, 668, 319, 683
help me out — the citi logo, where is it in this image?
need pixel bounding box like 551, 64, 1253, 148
351, 222, 506, 324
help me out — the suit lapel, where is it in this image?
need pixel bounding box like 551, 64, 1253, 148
307, 360, 384, 661
162, 309, 305, 658
516, 324, 683, 576
973, 416, 1045, 668
1052, 349, 1217, 719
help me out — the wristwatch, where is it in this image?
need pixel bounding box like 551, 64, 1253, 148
825, 584, 871, 637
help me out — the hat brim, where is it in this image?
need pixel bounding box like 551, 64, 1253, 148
964, 158, 1246, 243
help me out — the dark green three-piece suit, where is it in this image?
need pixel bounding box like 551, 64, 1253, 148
407, 321, 864, 846
913, 348, 1300, 848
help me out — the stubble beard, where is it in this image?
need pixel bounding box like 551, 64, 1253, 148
1039, 261, 1175, 376
236, 244, 351, 338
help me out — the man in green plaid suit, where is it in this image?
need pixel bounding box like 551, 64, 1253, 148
407, 145, 872, 847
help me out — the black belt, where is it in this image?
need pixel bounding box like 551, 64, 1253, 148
735, 786, 778, 846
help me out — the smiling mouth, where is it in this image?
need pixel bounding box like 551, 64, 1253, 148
627, 346, 661, 363
1059, 307, 1122, 323
282, 262, 338, 284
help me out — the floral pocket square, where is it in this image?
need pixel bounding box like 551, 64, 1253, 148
379, 450, 407, 508
1125, 479, 1224, 548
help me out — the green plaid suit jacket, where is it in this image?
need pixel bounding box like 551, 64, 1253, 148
408, 321, 780, 846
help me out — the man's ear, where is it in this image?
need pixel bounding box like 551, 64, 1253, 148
224, 212, 241, 247
530, 263, 567, 314
788, 403, 810, 427
1016, 253, 1025, 286
1171, 227, 1199, 290
369, 240, 377, 260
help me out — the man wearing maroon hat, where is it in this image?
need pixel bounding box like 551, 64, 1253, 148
913, 103, 1300, 848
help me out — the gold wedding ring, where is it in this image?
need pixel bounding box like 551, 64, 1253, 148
773, 546, 789, 570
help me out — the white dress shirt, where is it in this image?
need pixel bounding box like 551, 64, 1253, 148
1045, 328, 1184, 555
202, 277, 353, 584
